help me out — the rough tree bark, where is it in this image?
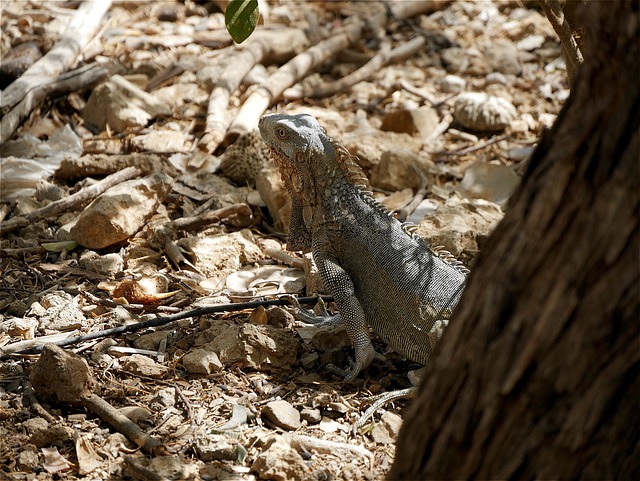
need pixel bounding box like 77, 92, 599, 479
389, 2, 639, 480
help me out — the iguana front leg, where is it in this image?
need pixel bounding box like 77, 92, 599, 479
314, 253, 379, 381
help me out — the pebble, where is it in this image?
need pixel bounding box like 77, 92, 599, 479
262, 399, 301, 431
485, 72, 508, 85
370, 411, 403, 444
440, 74, 466, 93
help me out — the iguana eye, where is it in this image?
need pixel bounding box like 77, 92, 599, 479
276, 128, 287, 139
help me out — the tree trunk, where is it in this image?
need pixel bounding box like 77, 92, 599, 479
389, 2, 639, 480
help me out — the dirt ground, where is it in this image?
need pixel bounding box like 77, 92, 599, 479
0, 1, 568, 479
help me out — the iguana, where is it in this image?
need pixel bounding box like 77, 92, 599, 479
258, 113, 467, 391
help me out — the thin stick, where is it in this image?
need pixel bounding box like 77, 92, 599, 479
0, 166, 143, 235
171, 203, 253, 231
432, 134, 508, 157
83, 393, 168, 455
285, 36, 428, 100
0, 295, 334, 359
1, 0, 112, 143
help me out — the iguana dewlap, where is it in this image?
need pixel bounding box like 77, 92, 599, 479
258, 113, 467, 381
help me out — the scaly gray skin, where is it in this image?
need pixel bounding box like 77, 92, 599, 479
258, 113, 467, 381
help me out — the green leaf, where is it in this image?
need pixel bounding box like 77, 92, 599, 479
225, 0, 259, 44
41, 240, 78, 252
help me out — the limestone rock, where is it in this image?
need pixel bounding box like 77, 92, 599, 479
370, 148, 427, 191
252, 435, 309, 481
456, 161, 521, 208
416, 196, 504, 258
30, 344, 96, 404
262, 400, 301, 431
483, 39, 522, 75
194, 434, 238, 462
28, 292, 84, 331
118, 406, 153, 424
441, 47, 471, 74
82, 75, 171, 133
179, 229, 264, 286
21, 417, 49, 434
16, 445, 39, 472
130, 130, 192, 154
256, 165, 292, 232
196, 321, 300, 372
453, 92, 517, 132
370, 411, 403, 444
342, 130, 421, 169
181, 348, 223, 375
439, 74, 466, 93
30, 425, 75, 448
310, 324, 350, 353
70, 173, 173, 249
133, 331, 170, 350
120, 354, 169, 379
300, 408, 322, 425
78, 251, 124, 276
380, 106, 439, 140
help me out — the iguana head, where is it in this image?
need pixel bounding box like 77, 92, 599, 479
258, 113, 333, 165
258, 113, 367, 191
259, 113, 339, 210
259, 113, 370, 250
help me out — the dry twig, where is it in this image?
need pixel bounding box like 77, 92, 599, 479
285, 36, 429, 100
0, 296, 334, 359
0, 166, 143, 235
171, 203, 253, 231
0, 0, 112, 143
228, 2, 441, 136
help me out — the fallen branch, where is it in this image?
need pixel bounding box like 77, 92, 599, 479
0, 295, 334, 359
285, 41, 391, 100
196, 40, 270, 158
228, 18, 365, 137
228, 1, 442, 136
30, 344, 168, 455
287, 434, 374, 467
285, 36, 428, 100
171, 203, 253, 231
432, 133, 509, 157
0, 0, 112, 143
0, 166, 143, 235
1, 63, 112, 148
85, 393, 168, 454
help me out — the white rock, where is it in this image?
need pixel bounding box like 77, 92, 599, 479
70, 173, 173, 249
182, 349, 223, 374
262, 400, 301, 431
370, 411, 403, 444
453, 92, 517, 132
440, 74, 466, 93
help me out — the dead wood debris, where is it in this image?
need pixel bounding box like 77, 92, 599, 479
0, 166, 143, 235
0, 0, 112, 143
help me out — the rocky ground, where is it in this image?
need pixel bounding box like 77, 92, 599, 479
0, 1, 568, 479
